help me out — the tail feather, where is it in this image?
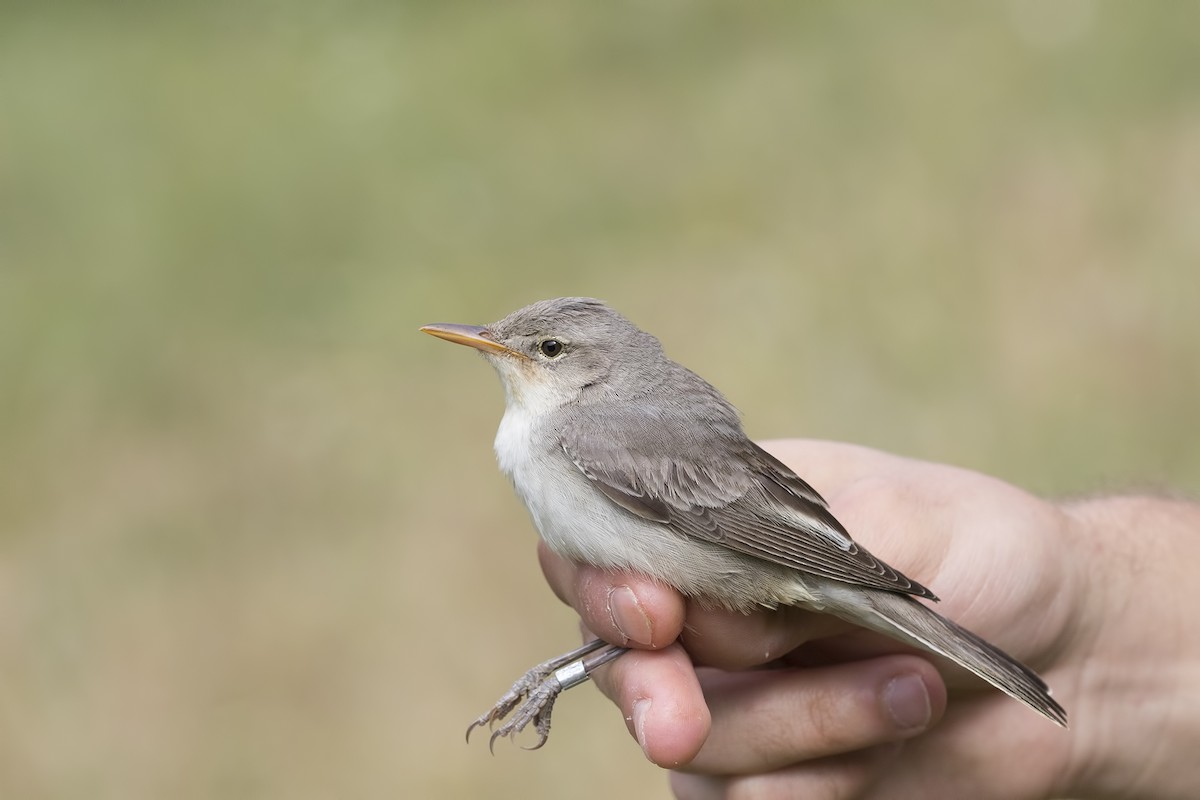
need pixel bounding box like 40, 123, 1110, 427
846, 590, 1067, 727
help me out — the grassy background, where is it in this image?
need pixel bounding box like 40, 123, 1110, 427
2, 2, 1198, 798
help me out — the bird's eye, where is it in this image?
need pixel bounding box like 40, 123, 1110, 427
538, 339, 564, 358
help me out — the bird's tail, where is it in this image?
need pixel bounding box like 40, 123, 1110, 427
834, 589, 1067, 727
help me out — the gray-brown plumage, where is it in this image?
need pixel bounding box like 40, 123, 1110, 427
421, 297, 1067, 748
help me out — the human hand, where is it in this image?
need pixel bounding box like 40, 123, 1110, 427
539, 440, 1127, 798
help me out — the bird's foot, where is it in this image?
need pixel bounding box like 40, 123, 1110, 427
466, 639, 627, 752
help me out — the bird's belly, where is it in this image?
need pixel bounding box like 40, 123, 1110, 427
510, 460, 815, 612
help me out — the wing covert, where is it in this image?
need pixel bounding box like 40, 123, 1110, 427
560, 407, 937, 601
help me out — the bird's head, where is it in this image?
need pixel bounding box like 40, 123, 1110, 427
421, 297, 662, 413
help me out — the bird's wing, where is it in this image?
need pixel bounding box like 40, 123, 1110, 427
560, 404, 937, 600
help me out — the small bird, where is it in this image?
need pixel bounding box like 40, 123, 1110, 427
421, 297, 1066, 750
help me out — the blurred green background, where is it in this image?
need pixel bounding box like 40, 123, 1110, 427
2, 2, 1198, 798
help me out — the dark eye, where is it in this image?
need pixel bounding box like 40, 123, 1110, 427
538, 339, 564, 358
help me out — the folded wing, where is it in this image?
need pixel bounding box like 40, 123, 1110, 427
560, 403, 937, 601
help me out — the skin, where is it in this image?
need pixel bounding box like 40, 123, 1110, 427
539, 439, 1200, 799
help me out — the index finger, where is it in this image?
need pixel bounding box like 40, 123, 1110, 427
538, 542, 687, 649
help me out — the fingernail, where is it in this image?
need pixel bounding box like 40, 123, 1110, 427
609, 586, 653, 646
883, 673, 931, 731
632, 698, 652, 754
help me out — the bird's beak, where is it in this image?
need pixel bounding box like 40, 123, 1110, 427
419, 323, 523, 357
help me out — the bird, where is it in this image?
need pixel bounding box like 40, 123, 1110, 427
420, 296, 1066, 750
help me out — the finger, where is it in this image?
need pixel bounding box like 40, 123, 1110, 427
537, 543, 577, 606
538, 543, 686, 648
682, 655, 945, 775
590, 642, 711, 767
680, 600, 854, 670
783, 628, 918, 667
670, 743, 903, 800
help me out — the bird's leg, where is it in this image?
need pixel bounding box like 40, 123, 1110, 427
466, 639, 608, 746
467, 639, 628, 752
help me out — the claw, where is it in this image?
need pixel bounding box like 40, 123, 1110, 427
518, 704, 554, 750
466, 640, 624, 752
518, 732, 549, 751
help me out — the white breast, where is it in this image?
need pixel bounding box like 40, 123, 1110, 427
494, 403, 539, 478
494, 403, 594, 558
